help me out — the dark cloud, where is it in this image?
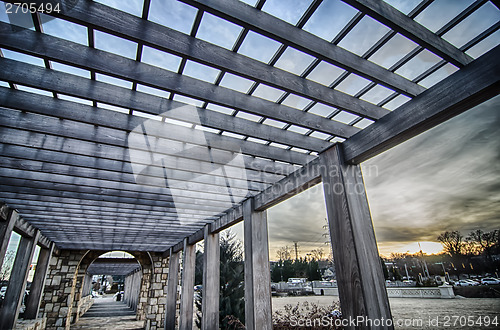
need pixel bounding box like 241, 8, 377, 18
265, 95, 500, 258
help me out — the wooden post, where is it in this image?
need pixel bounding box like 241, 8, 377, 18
0, 209, 17, 269
319, 144, 393, 330
0, 230, 40, 329
243, 198, 272, 330
179, 239, 196, 330
165, 249, 179, 330
24, 242, 55, 319
202, 225, 219, 330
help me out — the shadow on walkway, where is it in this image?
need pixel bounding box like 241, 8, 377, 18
71, 296, 144, 330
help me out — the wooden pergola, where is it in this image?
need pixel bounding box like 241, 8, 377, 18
0, 0, 499, 329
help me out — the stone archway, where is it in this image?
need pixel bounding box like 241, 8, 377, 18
71, 250, 154, 324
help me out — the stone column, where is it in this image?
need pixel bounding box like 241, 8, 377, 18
202, 225, 220, 330
243, 198, 272, 330
24, 242, 55, 319
145, 253, 169, 330
320, 144, 393, 330
179, 239, 196, 330
0, 230, 40, 329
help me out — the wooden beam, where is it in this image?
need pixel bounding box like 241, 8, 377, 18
342, 45, 500, 164
14, 0, 391, 118
319, 144, 392, 329
243, 198, 272, 330
202, 225, 220, 330
0, 94, 314, 165
179, 0, 424, 97
0, 208, 17, 270
0, 58, 332, 152
0, 21, 363, 135
0, 231, 40, 329
179, 238, 196, 330
254, 158, 321, 210
341, 0, 473, 67
165, 249, 180, 330
162, 156, 324, 254
24, 242, 55, 319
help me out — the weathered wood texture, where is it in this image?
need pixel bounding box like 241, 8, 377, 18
24, 242, 55, 319
0, 21, 361, 137
0, 208, 16, 270
341, 0, 473, 67
0, 58, 332, 152
12, 0, 391, 119
165, 249, 180, 330
180, 0, 424, 97
320, 145, 392, 330
202, 225, 220, 330
342, 45, 500, 164
243, 198, 272, 330
179, 239, 196, 330
0, 231, 40, 329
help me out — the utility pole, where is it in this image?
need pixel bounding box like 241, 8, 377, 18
293, 241, 299, 260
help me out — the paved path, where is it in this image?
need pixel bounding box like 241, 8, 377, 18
71, 296, 144, 329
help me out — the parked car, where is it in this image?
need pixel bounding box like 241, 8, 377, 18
481, 278, 500, 285
455, 280, 474, 287
465, 279, 480, 286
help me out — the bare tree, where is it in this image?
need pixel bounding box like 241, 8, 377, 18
310, 248, 324, 261
437, 231, 464, 258
276, 246, 292, 261
0, 250, 16, 281
468, 229, 499, 261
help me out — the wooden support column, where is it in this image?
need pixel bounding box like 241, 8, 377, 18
202, 225, 220, 330
165, 248, 179, 330
243, 198, 272, 330
24, 242, 55, 319
0, 230, 40, 329
179, 239, 196, 330
0, 208, 17, 269
319, 144, 393, 330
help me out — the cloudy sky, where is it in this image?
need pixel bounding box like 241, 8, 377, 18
1, 0, 499, 260
241, 95, 500, 259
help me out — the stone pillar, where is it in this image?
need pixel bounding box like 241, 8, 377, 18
24, 242, 55, 319
0, 207, 17, 269
179, 239, 196, 330
0, 230, 40, 329
39, 249, 87, 330
145, 253, 169, 330
202, 225, 220, 330
319, 145, 393, 330
165, 249, 179, 330
243, 198, 272, 330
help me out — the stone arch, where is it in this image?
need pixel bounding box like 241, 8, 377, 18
67, 250, 155, 326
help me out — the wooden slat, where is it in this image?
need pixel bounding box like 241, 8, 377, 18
0, 21, 363, 135
164, 156, 323, 253
0, 58, 332, 152
0, 156, 267, 193
342, 45, 500, 164
0, 167, 251, 202
0, 197, 218, 218
0, 92, 314, 165
179, 0, 424, 97
16, 0, 392, 118
0, 143, 289, 181
341, 0, 473, 67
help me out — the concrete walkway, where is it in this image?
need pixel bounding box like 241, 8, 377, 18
71, 296, 144, 329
